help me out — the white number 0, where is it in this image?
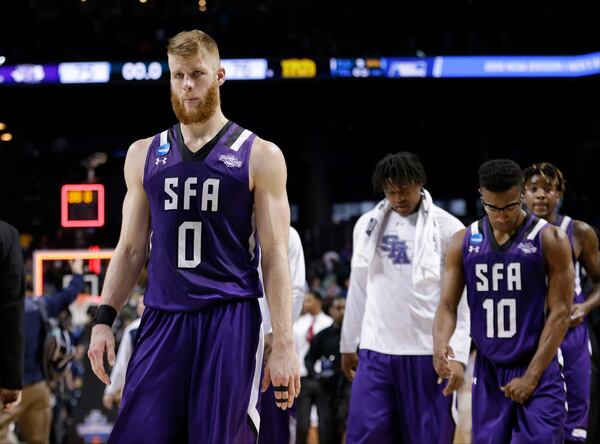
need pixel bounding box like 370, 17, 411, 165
178, 221, 202, 268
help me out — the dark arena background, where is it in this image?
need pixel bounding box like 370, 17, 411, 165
1, 1, 599, 443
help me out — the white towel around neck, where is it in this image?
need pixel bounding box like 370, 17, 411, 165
352, 189, 441, 290
412, 189, 442, 291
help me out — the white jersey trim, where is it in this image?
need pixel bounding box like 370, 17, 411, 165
559, 215, 572, 232
230, 129, 252, 152
247, 319, 264, 434
159, 130, 168, 146
470, 221, 479, 234
527, 219, 548, 240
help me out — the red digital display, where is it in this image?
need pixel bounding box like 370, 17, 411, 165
61, 184, 105, 228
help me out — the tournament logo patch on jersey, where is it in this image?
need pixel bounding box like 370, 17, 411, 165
156, 143, 171, 156
517, 241, 537, 254
218, 154, 242, 168
470, 233, 483, 245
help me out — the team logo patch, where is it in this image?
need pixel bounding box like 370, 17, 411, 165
378, 234, 411, 265
156, 143, 171, 156
517, 241, 537, 254
218, 154, 242, 168
470, 233, 483, 245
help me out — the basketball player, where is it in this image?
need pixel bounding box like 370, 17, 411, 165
87, 30, 300, 443
523, 162, 600, 443
341, 152, 471, 444
258, 226, 306, 444
434, 159, 574, 443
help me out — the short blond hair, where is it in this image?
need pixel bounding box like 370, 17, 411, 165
167, 30, 220, 66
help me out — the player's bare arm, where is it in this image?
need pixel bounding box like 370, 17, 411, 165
501, 226, 573, 404
433, 228, 466, 393
570, 220, 600, 325
88, 137, 152, 385
250, 136, 300, 410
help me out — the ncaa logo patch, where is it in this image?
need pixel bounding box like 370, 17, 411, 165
156, 143, 171, 156
470, 233, 483, 245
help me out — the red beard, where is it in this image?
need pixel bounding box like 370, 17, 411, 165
171, 81, 219, 125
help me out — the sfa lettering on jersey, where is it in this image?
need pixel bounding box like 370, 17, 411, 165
475, 263, 522, 292
377, 234, 412, 265
163, 177, 220, 211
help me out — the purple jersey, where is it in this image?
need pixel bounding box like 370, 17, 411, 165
463, 214, 549, 366
142, 121, 262, 311
555, 215, 584, 304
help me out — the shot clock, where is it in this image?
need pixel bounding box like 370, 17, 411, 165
61, 184, 105, 228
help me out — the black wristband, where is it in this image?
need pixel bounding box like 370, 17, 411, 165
92, 304, 118, 327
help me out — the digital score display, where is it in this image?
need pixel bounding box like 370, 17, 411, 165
61, 184, 105, 228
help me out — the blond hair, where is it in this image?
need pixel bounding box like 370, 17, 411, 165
167, 30, 220, 67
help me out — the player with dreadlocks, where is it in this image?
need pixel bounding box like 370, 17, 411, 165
341, 152, 471, 443
523, 162, 600, 443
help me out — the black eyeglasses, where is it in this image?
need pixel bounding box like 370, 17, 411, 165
480, 196, 522, 213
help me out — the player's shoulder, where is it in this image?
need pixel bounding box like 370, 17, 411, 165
540, 223, 570, 249
127, 136, 155, 160
250, 135, 282, 160
432, 205, 465, 236
353, 209, 377, 237
572, 219, 598, 243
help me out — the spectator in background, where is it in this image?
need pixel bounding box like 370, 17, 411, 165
0, 221, 25, 412
103, 294, 145, 410
304, 296, 348, 444
341, 152, 470, 443
0, 259, 83, 444
294, 290, 333, 444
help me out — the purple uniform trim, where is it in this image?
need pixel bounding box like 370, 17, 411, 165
555, 214, 591, 442
346, 350, 455, 444
108, 300, 263, 444
472, 352, 566, 444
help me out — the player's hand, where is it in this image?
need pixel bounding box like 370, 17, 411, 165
433, 344, 455, 379
501, 374, 538, 404
69, 258, 84, 275
569, 303, 586, 327
441, 360, 465, 396
88, 324, 116, 385
261, 337, 300, 411
0, 388, 21, 411
102, 394, 115, 410
341, 352, 359, 381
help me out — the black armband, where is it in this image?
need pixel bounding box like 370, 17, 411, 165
92, 304, 118, 327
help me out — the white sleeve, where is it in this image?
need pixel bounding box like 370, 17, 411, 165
104, 324, 135, 396
288, 227, 306, 323
340, 217, 369, 353
259, 227, 306, 334
449, 290, 471, 366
